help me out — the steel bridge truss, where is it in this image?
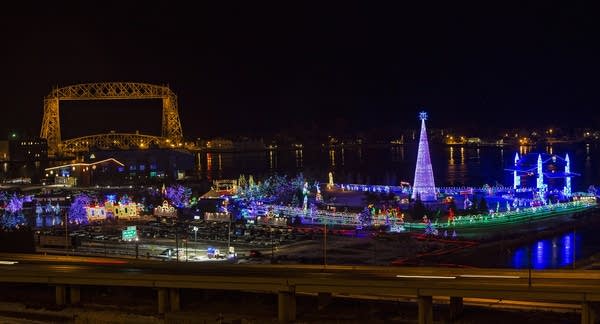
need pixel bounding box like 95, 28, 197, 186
61, 133, 169, 154
40, 82, 184, 156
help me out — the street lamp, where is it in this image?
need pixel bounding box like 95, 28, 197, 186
323, 220, 327, 268
228, 215, 232, 253
528, 215, 532, 287
64, 210, 69, 256
193, 226, 198, 242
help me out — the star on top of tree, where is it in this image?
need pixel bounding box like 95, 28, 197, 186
419, 111, 428, 121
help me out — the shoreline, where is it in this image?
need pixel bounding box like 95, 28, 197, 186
428, 210, 600, 268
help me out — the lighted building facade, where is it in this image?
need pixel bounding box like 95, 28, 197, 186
90, 149, 195, 183
9, 137, 48, 162
85, 201, 140, 222
154, 200, 177, 218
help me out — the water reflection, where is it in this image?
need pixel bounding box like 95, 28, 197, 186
269, 150, 275, 169
391, 146, 404, 162
519, 145, 531, 156
196, 152, 202, 171
511, 233, 577, 269
295, 149, 303, 168
206, 153, 213, 181
329, 149, 335, 167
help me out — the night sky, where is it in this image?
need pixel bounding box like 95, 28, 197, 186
0, 3, 598, 140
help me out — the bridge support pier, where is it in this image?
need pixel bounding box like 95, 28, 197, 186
278, 288, 296, 323
169, 288, 180, 312
581, 301, 600, 324
418, 296, 433, 324
70, 286, 81, 305
55, 285, 66, 306
318, 292, 332, 310
449, 296, 463, 320
157, 288, 168, 314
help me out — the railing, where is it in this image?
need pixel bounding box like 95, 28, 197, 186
1, 257, 599, 323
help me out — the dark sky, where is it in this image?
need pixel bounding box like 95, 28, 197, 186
0, 3, 598, 140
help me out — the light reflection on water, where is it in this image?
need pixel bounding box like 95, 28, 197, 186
511, 232, 577, 269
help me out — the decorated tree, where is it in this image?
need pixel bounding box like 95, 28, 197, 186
358, 207, 372, 227
6, 193, 24, 214
119, 194, 131, 205
165, 184, 191, 208
424, 221, 437, 236
69, 194, 91, 224
238, 174, 247, 190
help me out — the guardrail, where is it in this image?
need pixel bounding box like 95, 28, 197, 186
0, 258, 599, 323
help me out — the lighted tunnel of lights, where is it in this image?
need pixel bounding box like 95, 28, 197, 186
241, 195, 597, 231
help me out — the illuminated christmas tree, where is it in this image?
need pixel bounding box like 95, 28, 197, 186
411, 111, 436, 201
69, 194, 91, 224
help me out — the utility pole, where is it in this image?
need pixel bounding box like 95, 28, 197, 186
64, 211, 69, 256
270, 225, 275, 264
175, 230, 180, 263
228, 215, 232, 253
323, 221, 327, 268
528, 215, 532, 287
573, 227, 576, 270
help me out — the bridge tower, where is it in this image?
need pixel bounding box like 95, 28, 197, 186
40, 82, 184, 156
412, 111, 437, 201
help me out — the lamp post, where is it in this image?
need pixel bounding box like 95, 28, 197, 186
184, 239, 188, 262
193, 226, 198, 242
228, 214, 232, 253
323, 220, 327, 268
270, 225, 275, 264
64, 210, 68, 256
175, 230, 179, 263
528, 215, 532, 287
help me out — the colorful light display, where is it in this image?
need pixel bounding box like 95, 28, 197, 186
537, 154, 544, 190
6, 194, 24, 214
412, 111, 436, 201
564, 154, 571, 196
165, 184, 191, 208
513, 153, 520, 189
69, 194, 91, 224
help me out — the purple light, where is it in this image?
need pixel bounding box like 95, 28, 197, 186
165, 184, 191, 208
412, 111, 436, 201
6, 194, 24, 213
68, 194, 91, 224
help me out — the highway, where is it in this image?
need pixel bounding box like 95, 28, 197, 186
1, 253, 600, 295
1, 253, 599, 323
